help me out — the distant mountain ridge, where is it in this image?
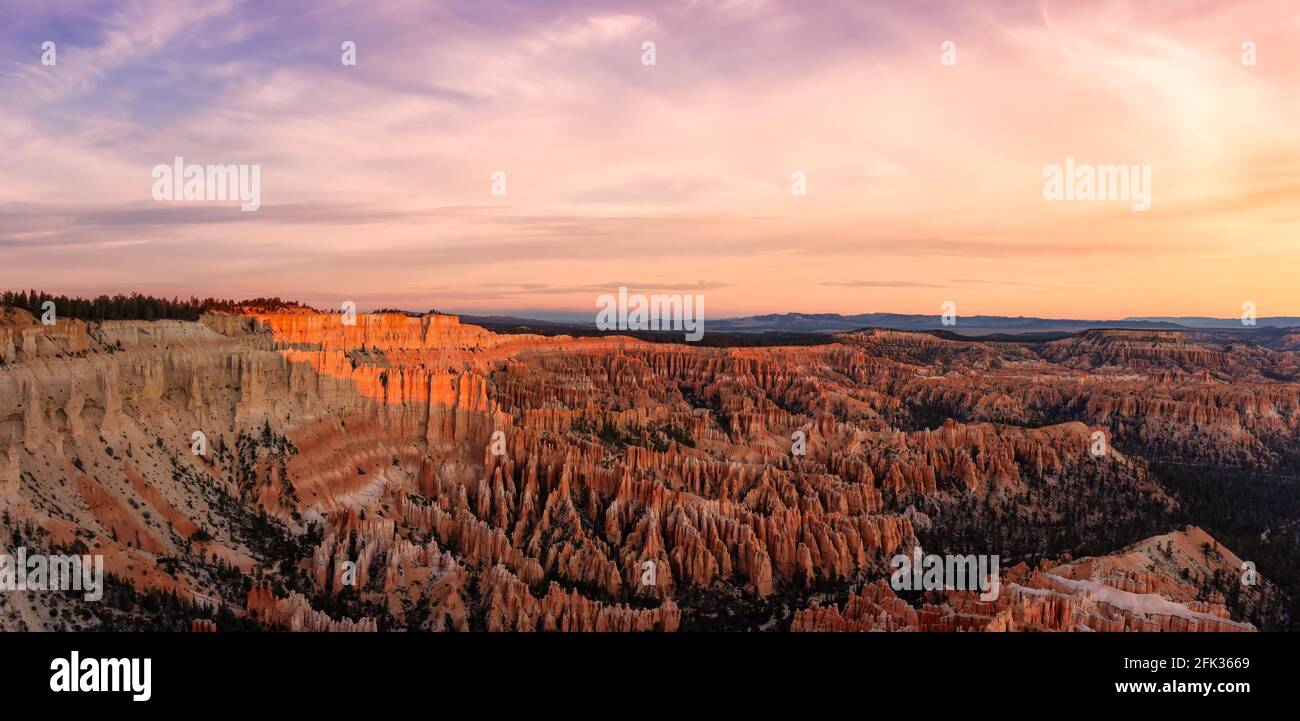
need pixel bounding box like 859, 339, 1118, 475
1124, 316, 1300, 329
460, 311, 1300, 336
708, 312, 1184, 334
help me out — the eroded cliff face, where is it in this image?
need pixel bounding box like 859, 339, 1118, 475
839, 329, 1300, 469
0, 308, 1287, 631
793, 527, 1256, 632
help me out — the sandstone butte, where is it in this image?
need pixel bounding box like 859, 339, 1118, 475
1, 305, 1292, 631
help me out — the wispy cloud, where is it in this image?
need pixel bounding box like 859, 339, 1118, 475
820, 280, 945, 289
2, 0, 1298, 318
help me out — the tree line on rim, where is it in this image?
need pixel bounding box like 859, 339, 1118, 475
0, 290, 308, 322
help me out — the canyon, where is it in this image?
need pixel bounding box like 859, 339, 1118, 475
0, 306, 1294, 631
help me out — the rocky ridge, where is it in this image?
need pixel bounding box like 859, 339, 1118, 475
0, 308, 1290, 631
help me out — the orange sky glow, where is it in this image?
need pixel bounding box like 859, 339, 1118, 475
2, 0, 1298, 319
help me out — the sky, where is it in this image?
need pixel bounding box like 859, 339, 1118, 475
1, 0, 1298, 320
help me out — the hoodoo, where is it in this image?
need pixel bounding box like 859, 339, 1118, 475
0, 306, 1288, 631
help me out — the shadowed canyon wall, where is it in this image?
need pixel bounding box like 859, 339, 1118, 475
1, 307, 1293, 631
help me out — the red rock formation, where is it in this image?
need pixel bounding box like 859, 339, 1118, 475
0, 306, 1282, 631
479, 565, 679, 631
247, 581, 377, 632
793, 528, 1258, 632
